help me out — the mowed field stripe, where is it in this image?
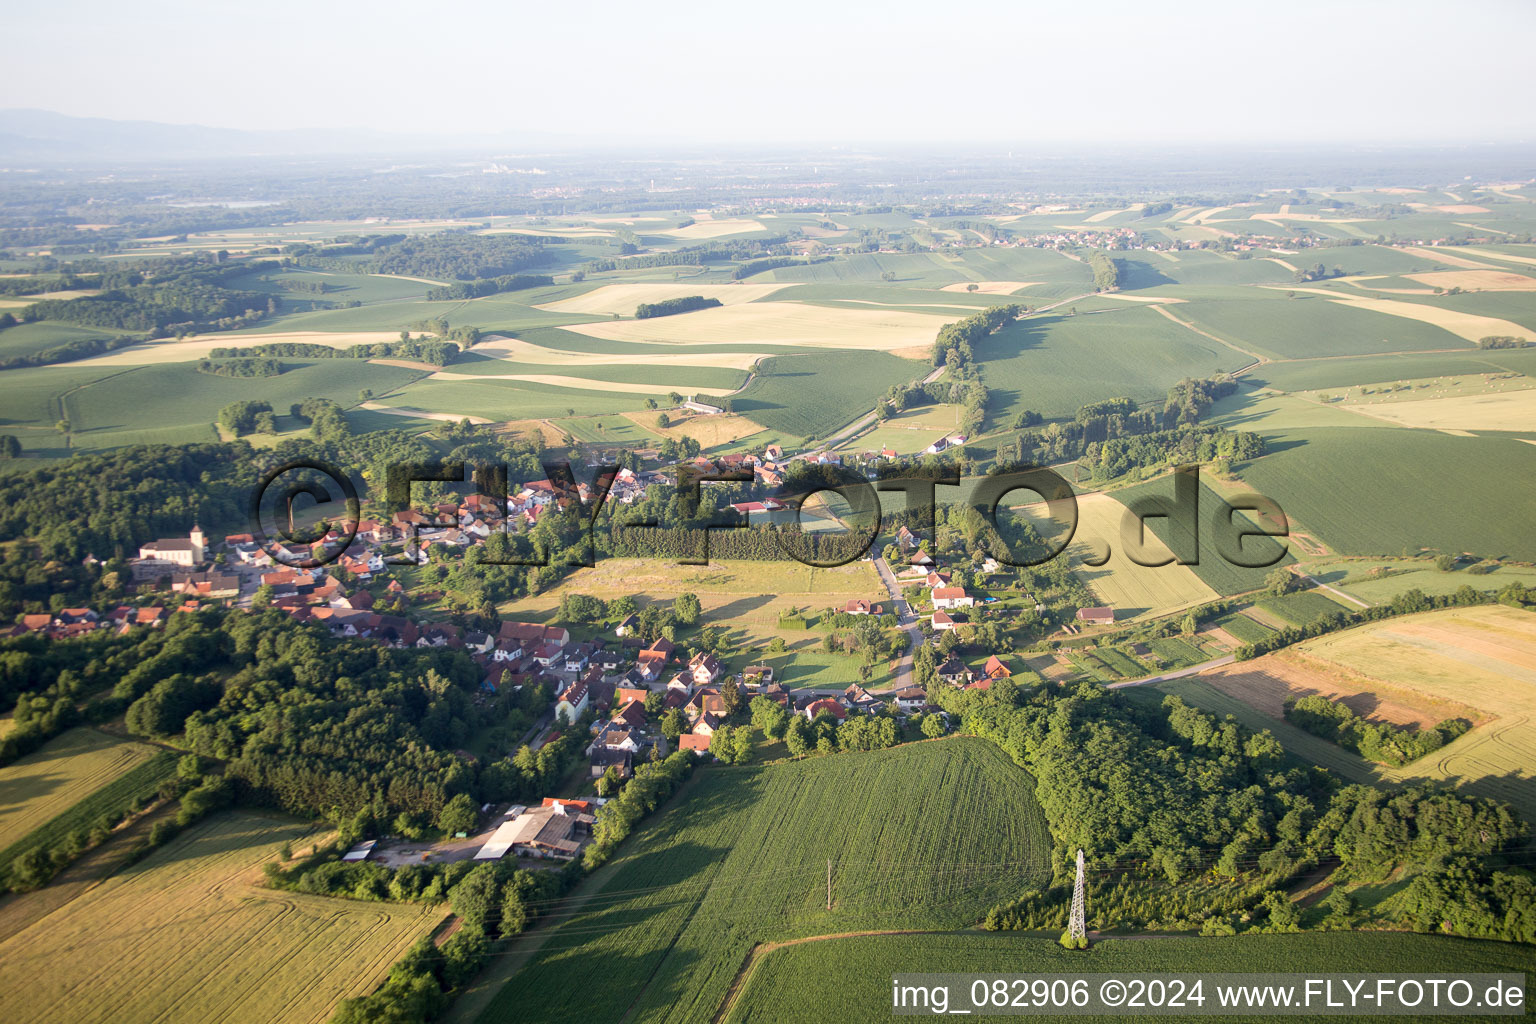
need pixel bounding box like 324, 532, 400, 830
423, 372, 738, 396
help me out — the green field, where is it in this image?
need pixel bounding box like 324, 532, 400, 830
0, 321, 137, 362
383, 376, 659, 421
771, 649, 896, 690
0, 729, 161, 861
734, 350, 924, 438
1254, 589, 1353, 627
1242, 346, 1536, 393
1234, 426, 1536, 561
1302, 557, 1536, 605
1175, 292, 1467, 360
0, 358, 428, 451
1213, 611, 1277, 644
975, 305, 1246, 423
1106, 477, 1294, 596
723, 932, 1536, 1023
474, 739, 1052, 1024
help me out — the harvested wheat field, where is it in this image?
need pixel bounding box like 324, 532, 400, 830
1293, 605, 1536, 819
939, 281, 1040, 294
561, 301, 959, 351
0, 812, 447, 1024
1404, 270, 1536, 291
1394, 246, 1509, 271
58, 331, 405, 367
1199, 650, 1486, 730
1340, 388, 1536, 431
534, 282, 794, 315
469, 333, 765, 370
424, 371, 736, 396
0, 728, 157, 854
657, 217, 765, 239
357, 401, 491, 424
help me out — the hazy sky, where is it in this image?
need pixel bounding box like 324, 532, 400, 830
7, 0, 1535, 145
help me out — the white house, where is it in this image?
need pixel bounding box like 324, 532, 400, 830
931, 587, 974, 610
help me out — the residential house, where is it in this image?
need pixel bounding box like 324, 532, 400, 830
555, 679, 590, 723
982, 654, 1012, 680
931, 610, 956, 631
563, 642, 595, 674
936, 655, 972, 687
679, 732, 713, 756
802, 697, 847, 721
688, 651, 722, 687
931, 587, 974, 610
893, 686, 928, 714
843, 599, 883, 616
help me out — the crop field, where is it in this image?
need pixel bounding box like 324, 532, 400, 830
1106, 476, 1295, 596
41, 359, 428, 450
1213, 611, 1277, 644
1242, 346, 1536, 393
974, 305, 1245, 422
1254, 589, 1352, 627
63, 330, 406, 367
1339, 387, 1536, 431
533, 282, 795, 315
1233, 426, 1536, 562
0, 321, 136, 361
722, 932, 1535, 1023
385, 376, 662, 422
495, 557, 886, 641
1311, 292, 1536, 346
0, 811, 447, 1024
1064, 493, 1219, 619
560, 301, 959, 352
459, 333, 767, 371
428, 362, 746, 395
1196, 652, 1483, 731
0, 751, 177, 888
733, 350, 924, 438
1290, 605, 1536, 820
474, 739, 1052, 1024
0, 728, 159, 857
1173, 293, 1468, 360
1300, 557, 1536, 606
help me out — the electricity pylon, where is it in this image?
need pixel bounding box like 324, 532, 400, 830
1067, 848, 1087, 944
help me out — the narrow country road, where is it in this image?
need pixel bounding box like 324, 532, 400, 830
873, 556, 924, 693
